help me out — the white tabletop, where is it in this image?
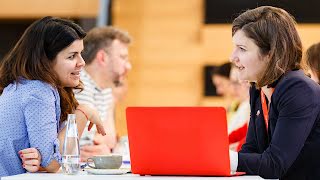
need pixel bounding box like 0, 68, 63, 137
2, 171, 264, 180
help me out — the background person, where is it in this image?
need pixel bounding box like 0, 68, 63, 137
75, 26, 131, 161
211, 62, 232, 96
211, 62, 239, 124
305, 42, 320, 83
227, 66, 250, 151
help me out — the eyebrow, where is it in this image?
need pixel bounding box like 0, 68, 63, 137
67, 51, 79, 55
236, 44, 247, 48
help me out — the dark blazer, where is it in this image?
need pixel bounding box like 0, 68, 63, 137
237, 70, 320, 179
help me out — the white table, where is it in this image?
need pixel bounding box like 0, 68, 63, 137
2, 171, 265, 180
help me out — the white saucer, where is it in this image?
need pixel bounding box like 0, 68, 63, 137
86, 168, 130, 175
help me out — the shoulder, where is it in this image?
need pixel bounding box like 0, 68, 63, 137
22, 79, 56, 92
275, 70, 320, 97
278, 70, 315, 86
18, 79, 58, 101
21, 79, 53, 88
273, 70, 320, 107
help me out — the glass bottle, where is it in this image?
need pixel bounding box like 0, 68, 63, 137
62, 114, 80, 174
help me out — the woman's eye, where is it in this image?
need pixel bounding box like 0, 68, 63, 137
239, 47, 246, 51
68, 55, 75, 59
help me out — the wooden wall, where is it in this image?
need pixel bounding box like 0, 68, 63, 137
113, 1, 320, 136
113, 0, 206, 136
1, 0, 320, 136
0, 0, 99, 18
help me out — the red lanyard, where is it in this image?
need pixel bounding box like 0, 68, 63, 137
260, 88, 275, 132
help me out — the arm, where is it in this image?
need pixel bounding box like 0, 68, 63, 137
80, 104, 116, 161
23, 84, 105, 173
28, 104, 106, 172
23, 84, 62, 173
54, 104, 106, 170
38, 107, 90, 173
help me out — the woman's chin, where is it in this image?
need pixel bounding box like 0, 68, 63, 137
62, 81, 80, 88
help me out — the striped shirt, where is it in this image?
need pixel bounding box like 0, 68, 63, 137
75, 70, 114, 146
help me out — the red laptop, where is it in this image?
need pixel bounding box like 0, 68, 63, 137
126, 107, 240, 176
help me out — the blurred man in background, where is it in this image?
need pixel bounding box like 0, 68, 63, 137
75, 26, 131, 161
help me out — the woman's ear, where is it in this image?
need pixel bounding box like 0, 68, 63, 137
267, 53, 271, 60
263, 52, 271, 62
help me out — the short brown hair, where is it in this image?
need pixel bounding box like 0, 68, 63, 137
82, 26, 131, 64
232, 6, 302, 88
305, 42, 320, 82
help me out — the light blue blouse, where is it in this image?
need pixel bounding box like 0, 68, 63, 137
0, 79, 62, 178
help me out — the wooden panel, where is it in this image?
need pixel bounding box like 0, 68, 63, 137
0, 0, 99, 18
137, 46, 204, 66
125, 64, 203, 104
115, 103, 128, 136
134, 64, 201, 84
201, 24, 320, 63
112, 0, 142, 13
125, 88, 200, 106
144, 0, 202, 15
113, 0, 205, 136
113, 0, 320, 137
199, 97, 229, 108
297, 24, 320, 50
202, 24, 233, 64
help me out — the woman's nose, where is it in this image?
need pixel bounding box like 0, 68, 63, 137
78, 55, 86, 67
229, 50, 237, 63
125, 61, 132, 71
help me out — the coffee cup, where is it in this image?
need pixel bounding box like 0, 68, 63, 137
86, 154, 122, 169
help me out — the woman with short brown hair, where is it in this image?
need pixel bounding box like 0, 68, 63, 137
229, 6, 320, 179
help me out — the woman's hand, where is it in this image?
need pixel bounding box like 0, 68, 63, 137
19, 148, 41, 173
76, 104, 106, 136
